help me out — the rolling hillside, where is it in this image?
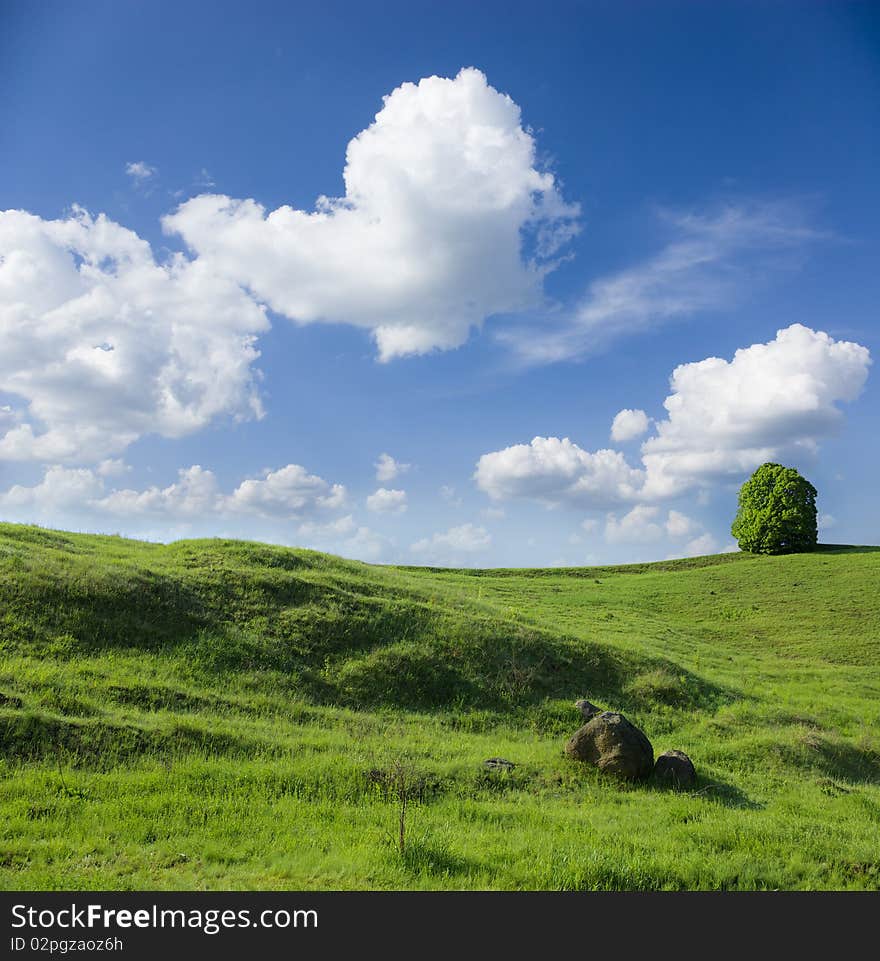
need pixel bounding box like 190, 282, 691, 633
1, 522, 878, 890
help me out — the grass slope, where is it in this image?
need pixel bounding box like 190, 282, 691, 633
1, 523, 878, 890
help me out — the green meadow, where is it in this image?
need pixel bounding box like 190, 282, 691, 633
0, 522, 878, 890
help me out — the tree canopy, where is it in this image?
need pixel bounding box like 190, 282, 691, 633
731, 463, 818, 555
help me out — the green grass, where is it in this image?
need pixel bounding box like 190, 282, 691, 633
1, 522, 878, 890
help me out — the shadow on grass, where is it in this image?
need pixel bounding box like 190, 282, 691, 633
396, 836, 477, 879
319, 629, 735, 718
0, 711, 276, 768
659, 774, 764, 810
815, 544, 880, 554
778, 736, 880, 784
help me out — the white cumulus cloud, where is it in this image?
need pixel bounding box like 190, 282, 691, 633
0, 207, 268, 463
291, 514, 393, 561
297, 514, 357, 539
640, 323, 872, 498
163, 67, 579, 361
610, 408, 650, 442
474, 436, 645, 509
411, 522, 492, 561
604, 504, 663, 544
0, 461, 347, 528
665, 509, 699, 538
98, 465, 222, 517
476, 325, 870, 507
225, 464, 347, 517
366, 487, 407, 513
605, 506, 703, 545
681, 532, 718, 557
375, 452, 410, 482
0, 465, 104, 517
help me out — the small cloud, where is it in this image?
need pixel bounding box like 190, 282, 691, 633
366, 487, 407, 514
665, 509, 699, 539
440, 484, 462, 507
375, 452, 411, 483
605, 504, 663, 544
682, 532, 718, 556
411, 523, 491, 559
296, 515, 391, 561
125, 161, 158, 185
818, 513, 836, 531
0, 404, 21, 427
610, 408, 650, 443
298, 514, 357, 538
343, 524, 392, 561
96, 458, 131, 478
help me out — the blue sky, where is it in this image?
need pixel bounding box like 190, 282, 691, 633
1, 0, 878, 565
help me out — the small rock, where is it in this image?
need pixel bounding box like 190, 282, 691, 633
574, 699, 600, 721
654, 750, 696, 788
565, 712, 654, 781
483, 758, 516, 772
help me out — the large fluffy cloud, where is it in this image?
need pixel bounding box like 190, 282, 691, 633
476, 324, 871, 507
1, 69, 576, 468
641, 323, 872, 497
474, 436, 645, 508
163, 68, 578, 361
0, 207, 268, 463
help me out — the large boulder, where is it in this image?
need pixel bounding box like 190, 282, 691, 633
565, 711, 654, 781
653, 750, 696, 788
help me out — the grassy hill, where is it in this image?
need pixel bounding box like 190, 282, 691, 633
1, 522, 878, 890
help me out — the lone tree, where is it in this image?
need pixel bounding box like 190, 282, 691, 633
731, 462, 818, 554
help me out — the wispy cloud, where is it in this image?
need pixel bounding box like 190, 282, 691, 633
500, 201, 827, 365
125, 160, 158, 188
410, 522, 492, 562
